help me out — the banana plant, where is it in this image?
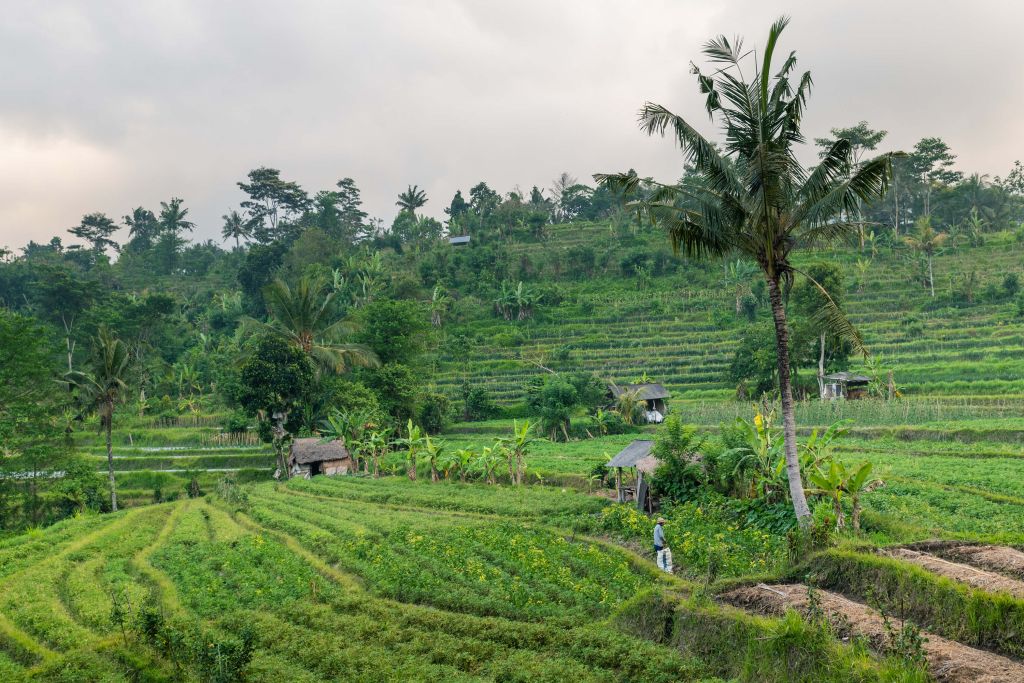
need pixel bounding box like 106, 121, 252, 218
800, 419, 852, 470
455, 448, 477, 483
478, 444, 505, 485
807, 460, 847, 529
422, 433, 446, 482
505, 419, 535, 485
844, 462, 882, 532
393, 420, 426, 481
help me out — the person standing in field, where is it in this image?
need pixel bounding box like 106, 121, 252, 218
654, 517, 673, 573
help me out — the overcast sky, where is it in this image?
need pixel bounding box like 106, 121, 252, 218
1, 0, 1021, 248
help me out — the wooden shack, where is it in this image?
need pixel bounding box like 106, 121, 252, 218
821, 372, 871, 400
448, 235, 471, 246
608, 383, 670, 423
606, 439, 658, 510
288, 438, 353, 478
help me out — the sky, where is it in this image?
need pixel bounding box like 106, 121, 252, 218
0, 0, 1022, 248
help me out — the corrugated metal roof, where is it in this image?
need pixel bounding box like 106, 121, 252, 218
824, 372, 871, 384
607, 440, 655, 468
608, 383, 671, 400
448, 235, 471, 245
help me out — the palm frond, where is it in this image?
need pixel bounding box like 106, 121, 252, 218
792, 266, 867, 357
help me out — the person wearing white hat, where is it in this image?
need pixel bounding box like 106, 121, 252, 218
653, 517, 673, 573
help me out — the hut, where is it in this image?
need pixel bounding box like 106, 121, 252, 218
606, 439, 658, 511
820, 372, 871, 400
608, 383, 670, 423
448, 235, 471, 246
288, 438, 353, 478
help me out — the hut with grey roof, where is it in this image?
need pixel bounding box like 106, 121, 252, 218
820, 372, 871, 400
608, 383, 670, 423
606, 439, 658, 510
288, 437, 353, 478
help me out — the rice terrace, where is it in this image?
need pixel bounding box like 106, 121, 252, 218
2, 3, 1024, 682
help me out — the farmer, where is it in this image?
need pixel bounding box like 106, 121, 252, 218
653, 517, 673, 573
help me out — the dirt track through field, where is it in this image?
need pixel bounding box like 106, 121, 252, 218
941, 545, 1024, 582
720, 583, 1024, 683
884, 547, 1024, 598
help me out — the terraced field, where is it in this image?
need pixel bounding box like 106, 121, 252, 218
433, 225, 1024, 403
0, 477, 946, 682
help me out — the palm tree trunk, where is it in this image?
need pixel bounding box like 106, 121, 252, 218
105, 411, 118, 512
817, 331, 826, 399
766, 276, 812, 524
927, 255, 935, 297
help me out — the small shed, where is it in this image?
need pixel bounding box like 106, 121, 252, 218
821, 372, 871, 400
607, 439, 657, 509
288, 438, 353, 478
608, 383, 670, 423
448, 235, 471, 246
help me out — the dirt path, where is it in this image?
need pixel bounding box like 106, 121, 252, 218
720, 583, 1024, 683
943, 545, 1024, 582
883, 547, 1024, 598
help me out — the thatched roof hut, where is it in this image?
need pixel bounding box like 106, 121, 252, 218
288, 438, 353, 478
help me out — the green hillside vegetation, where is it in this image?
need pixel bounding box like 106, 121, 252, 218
1, 16, 1023, 682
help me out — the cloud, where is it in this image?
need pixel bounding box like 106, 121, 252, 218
0, 0, 1020, 249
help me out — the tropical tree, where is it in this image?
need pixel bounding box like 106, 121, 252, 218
904, 216, 947, 297
248, 276, 379, 373
596, 18, 894, 524
69, 213, 119, 253
454, 448, 477, 482
65, 326, 131, 512
394, 420, 426, 481
221, 210, 252, 249
503, 419, 535, 485
807, 460, 847, 529
396, 185, 428, 216
721, 259, 758, 314
429, 285, 450, 327
612, 386, 646, 425
423, 433, 445, 482
478, 444, 505, 485
844, 462, 882, 532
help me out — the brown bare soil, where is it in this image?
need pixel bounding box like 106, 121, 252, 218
720, 583, 1024, 683
883, 547, 1024, 598
943, 545, 1024, 582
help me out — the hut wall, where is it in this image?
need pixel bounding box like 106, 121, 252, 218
322, 459, 353, 476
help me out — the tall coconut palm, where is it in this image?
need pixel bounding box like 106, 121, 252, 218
396, 185, 428, 216
65, 326, 131, 512
904, 216, 947, 297
246, 276, 379, 373
596, 17, 894, 523
221, 210, 252, 249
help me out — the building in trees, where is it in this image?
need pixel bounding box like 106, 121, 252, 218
607, 382, 670, 423
448, 235, 471, 246
288, 438, 353, 478
606, 439, 657, 509
820, 372, 870, 400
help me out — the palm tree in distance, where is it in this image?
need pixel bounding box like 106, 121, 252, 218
65, 327, 131, 512
246, 276, 379, 374
221, 210, 252, 249
596, 17, 895, 524
396, 185, 428, 217
904, 215, 947, 297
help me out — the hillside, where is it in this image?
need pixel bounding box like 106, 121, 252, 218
431, 223, 1024, 404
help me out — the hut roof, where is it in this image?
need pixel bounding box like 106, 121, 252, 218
607, 440, 655, 468
291, 437, 350, 464
448, 235, 471, 245
824, 372, 871, 385
608, 383, 670, 401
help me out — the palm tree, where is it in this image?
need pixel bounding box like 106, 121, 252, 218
612, 386, 646, 425
904, 216, 947, 297
429, 285, 450, 327
396, 185, 428, 216
596, 18, 894, 524
247, 276, 379, 373
721, 259, 758, 314
65, 326, 131, 512
221, 210, 252, 249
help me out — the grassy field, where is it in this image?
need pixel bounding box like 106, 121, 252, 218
0, 476, 937, 682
